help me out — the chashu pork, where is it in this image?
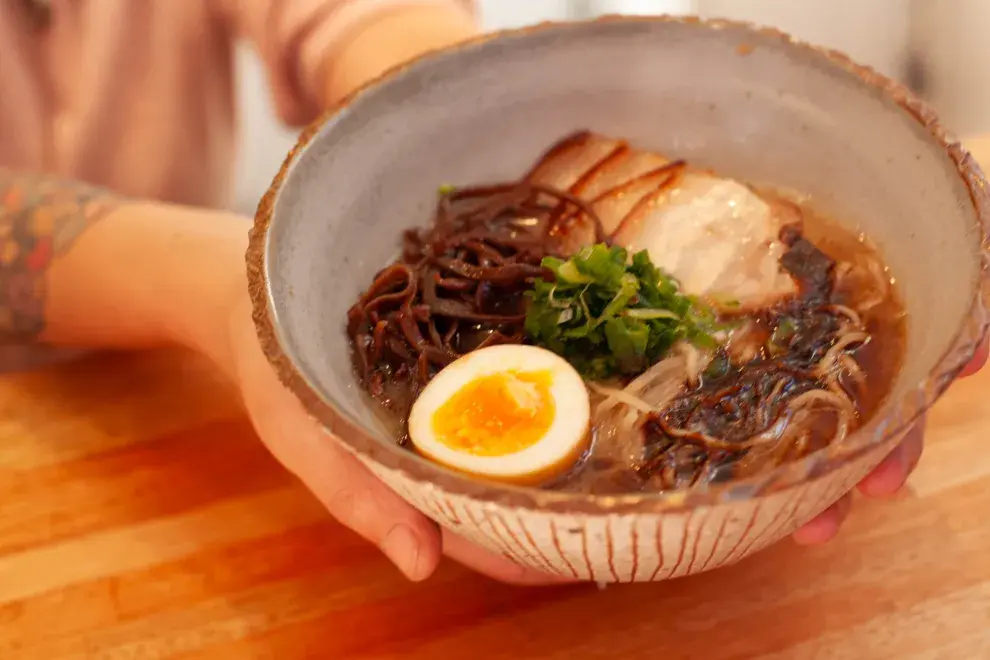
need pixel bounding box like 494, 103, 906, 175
526, 131, 799, 310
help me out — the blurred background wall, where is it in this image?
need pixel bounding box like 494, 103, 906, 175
231, 0, 989, 214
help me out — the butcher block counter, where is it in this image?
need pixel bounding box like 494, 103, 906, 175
2, 139, 990, 659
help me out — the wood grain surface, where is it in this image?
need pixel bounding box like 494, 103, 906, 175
3, 142, 990, 659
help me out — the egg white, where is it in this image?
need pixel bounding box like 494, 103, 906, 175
408, 345, 590, 482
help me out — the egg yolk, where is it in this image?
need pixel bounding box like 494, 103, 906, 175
431, 370, 556, 456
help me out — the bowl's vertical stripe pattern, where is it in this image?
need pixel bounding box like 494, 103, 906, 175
358, 437, 895, 582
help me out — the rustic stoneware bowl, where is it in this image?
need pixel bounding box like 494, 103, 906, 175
248, 16, 990, 582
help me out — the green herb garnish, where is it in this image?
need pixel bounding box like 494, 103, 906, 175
437, 183, 456, 195
524, 244, 718, 378
768, 316, 798, 357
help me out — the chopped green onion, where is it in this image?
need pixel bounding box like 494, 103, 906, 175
523, 243, 719, 378
623, 308, 681, 320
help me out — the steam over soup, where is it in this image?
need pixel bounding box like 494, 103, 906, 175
346, 132, 906, 492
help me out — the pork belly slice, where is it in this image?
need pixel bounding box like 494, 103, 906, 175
525, 132, 798, 308
524, 131, 627, 192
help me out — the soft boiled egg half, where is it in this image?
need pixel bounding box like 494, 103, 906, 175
408, 345, 591, 484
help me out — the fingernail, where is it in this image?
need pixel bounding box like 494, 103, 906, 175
792, 510, 839, 546
860, 451, 905, 497
381, 524, 423, 580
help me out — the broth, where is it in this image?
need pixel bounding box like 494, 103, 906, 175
546, 203, 906, 493
346, 133, 906, 493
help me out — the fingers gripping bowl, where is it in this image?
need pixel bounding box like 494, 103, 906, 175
248, 17, 990, 582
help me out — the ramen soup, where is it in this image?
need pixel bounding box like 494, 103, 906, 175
346, 132, 906, 494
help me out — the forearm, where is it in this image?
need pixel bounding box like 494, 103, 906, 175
324, 2, 478, 105
0, 169, 246, 367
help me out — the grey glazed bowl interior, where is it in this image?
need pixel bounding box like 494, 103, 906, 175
249, 16, 990, 514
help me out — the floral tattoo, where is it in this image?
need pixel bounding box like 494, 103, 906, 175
0, 169, 121, 342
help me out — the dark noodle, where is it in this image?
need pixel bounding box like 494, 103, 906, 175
347, 181, 607, 433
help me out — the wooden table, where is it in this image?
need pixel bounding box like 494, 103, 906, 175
4, 150, 990, 660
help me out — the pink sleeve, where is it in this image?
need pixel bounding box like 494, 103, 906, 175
219, 0, 475, 127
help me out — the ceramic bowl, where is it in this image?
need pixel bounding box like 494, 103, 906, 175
248, 16, 990, 582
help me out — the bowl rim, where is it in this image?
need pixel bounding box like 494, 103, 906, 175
247, 14, 990, 515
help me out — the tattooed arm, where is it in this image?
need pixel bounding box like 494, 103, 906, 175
0, 169, 248, 366
0, 170, 122, 342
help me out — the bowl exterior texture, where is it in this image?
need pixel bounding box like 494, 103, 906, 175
358, 441, 891, 581
249, 17, 990, 582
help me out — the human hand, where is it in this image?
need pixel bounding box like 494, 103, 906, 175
792, 338, 989, 545
219, 287, 566, 584
206, 211, 987, 578
222, 281, 987, 574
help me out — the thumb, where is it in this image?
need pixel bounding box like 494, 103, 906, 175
233, 324, 442, 580
286, 427, 443, 582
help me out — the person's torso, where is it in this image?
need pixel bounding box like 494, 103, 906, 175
0, 0, 236, 207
